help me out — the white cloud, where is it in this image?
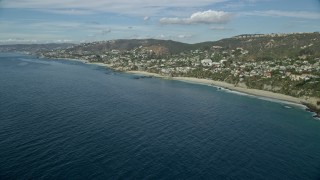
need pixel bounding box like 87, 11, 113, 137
1, 0, 227, 16
160, 10, 233, 24
156, 34, 167, 39
0, 20, 157, 44
0, 34, 75, 44
0, 38, 74, 44
42, 9, 95, 15
177, 34, 193, 38
0, 38, 39, 44
223, 0, 264, 10
243, 10, 320, 20
209, 26, 232, 31
160, 17, 182, 24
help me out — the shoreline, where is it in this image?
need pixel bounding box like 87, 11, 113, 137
48, 57, 113, 68
41, 58, 320, 119
127, 70, 320, 119
127, 70, 302, 104
124, 71, 320, 119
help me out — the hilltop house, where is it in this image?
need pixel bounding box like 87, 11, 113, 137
201, 59, 212, 66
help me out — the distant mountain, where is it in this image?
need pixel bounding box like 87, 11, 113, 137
65, 39, 192, 56
1, 32, 319, 61
57, 32, 320, 60
209, 32, 320, 61
0, 43, 75, 54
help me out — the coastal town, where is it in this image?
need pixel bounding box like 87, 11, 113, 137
40, 33, 320, 100
2, 32, 319, 115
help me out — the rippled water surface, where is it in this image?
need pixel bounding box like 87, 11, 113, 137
1, 54, 320, 179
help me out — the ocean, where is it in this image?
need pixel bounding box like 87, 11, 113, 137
1, 53, 320, 179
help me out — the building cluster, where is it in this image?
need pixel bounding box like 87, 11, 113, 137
233, 32, 319, 39
41, 45, 320, 85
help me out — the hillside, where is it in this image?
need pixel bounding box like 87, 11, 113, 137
64, 39, 192, 56
210, 32, 320, 61
43, 32, 320, 61
2, 33, 319, 61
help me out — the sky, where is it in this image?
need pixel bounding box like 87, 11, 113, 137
0, 0, 320, 44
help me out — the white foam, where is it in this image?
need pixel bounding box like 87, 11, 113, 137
212, 85, 306, 108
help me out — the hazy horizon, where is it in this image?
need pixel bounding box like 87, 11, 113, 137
1, 0, 320, 44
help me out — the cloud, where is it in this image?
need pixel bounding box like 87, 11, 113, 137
156, 34, 167, 39
86, 21, 100, 25
143, 16, 150, 21
223, 0, 262, 10
160, 17, 182, 24
244, 10, 320, 20
1, 0, 228, 16
42, 9, 95, 15
177, 34, 193, 39
0, 34, 75, 44
160, 10, 233, 24
0, 38, 74, 44
209, 26, 232, 31
0, 38, 39, 44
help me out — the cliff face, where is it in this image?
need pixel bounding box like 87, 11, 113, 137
304, 97, 320, 113
311, 98, 320, 108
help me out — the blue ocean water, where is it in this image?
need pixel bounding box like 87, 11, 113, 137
0, 53, 320, 179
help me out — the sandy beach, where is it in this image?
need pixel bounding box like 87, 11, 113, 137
49, 58, 303, 105
126, 71, 166, 78
52, 57, 88, 63
45, 58, 320, 116
126, 70, 304, 105
87, 62, 112, 68
46, 57, 319, 113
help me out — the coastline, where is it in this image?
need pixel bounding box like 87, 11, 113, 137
42, 57, 320, 118
49, 57, 113, 68
127, 70, 302, 104
126, 71, 167, 78
127, 70, 320, 119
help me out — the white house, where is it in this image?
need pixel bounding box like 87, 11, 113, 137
201, 59, 213, 66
